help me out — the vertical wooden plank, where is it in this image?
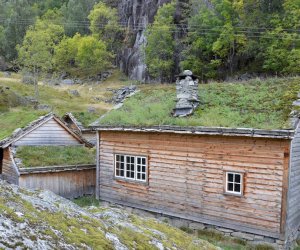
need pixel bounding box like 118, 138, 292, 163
280, 144, 290, 235
96, 131, 100, 199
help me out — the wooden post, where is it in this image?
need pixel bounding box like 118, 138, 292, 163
96, 131, 100, 199
280, 143, 291, 236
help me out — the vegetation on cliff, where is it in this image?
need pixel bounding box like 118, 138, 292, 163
0, 0, 299, 81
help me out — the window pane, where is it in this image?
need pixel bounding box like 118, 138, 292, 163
142, 158, 146, 165
228, 183, 233, 191
235, 184, 241, 192
228, 173, 233, 182
126, 156, 135, 179
142, 174, 146, 180
235, 174, 241, 183
116, 155, 120, 161
137, 158, 141, 164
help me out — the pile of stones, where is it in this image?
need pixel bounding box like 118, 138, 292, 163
173, 70, 200, 117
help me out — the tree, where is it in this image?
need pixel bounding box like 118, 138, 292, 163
181, 0, 249, 80
54, 34, 80, 74
61, 0, 98, 36
17, 10, 64, 101
262, 0, 300, 75
88, 2, 122, 54
0, 0, 39, 61
54, 34, 113, 76
76, 35, 113, 75
145, 1, 176, 82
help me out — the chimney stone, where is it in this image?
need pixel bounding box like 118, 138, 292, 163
173, 70, 199, 117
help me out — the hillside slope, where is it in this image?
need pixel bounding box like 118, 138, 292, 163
0, 180, 217, 250
0, 71, 130, 140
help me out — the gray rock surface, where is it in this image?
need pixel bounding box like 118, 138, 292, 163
108, 85, 137, 104
36, 104, 51, 111
173, 70, 200, 117
62, 79, 75, 85
68, 90, 80, 97
22, 73, 35, 85
0, 181, 216, 250
117, 0, 171, 81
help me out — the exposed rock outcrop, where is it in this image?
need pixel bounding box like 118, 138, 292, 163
0, 180, 217, 250
117, 0, 171, 81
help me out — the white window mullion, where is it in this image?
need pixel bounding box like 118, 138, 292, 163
124, 155, 127, 180
134, 156, 137, 181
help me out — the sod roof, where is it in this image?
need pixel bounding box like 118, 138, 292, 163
92, 77, 300, 130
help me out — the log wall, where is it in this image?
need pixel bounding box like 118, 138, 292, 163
2, 148, 19, 184
98, 131, 290, 238
286, 123, 300, 243
14, 118, 82, 146
19, 165, 96, 198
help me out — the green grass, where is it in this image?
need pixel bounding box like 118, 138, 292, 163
99, 77, 300, 129
193, 229, 275, 250
73, 196, 100, 207
0, 109, 46, 140
16, 146, 96, 167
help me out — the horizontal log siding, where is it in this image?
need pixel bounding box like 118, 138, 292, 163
14, 118, 81, 146
98, 131, 289, 237
19, 167, 96, 198
286, 123, 300, 241
2, 148, 19, 184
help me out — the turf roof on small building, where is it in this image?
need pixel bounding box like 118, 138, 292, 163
94, 77, 300, 130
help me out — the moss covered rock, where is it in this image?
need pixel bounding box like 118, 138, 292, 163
0, 181, 217, 250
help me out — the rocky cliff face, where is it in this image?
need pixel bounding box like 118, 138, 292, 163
117, 0, 171, 81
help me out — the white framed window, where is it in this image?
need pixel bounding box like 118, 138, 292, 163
115, 154, 147, 182
225, 172, 243, 195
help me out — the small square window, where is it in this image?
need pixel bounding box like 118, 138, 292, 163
225, 172, 243, 195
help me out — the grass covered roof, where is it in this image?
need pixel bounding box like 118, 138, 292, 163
96, 77, 300, 130
16, 146, 96, 168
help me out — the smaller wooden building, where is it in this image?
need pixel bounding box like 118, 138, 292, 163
0, 113, 95, 198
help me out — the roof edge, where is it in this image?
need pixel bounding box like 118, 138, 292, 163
89, 125, 294, 139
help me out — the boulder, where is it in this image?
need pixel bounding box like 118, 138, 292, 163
62, 79, 75, 85
108, 85, 137, 104
36, 104, 51, 111
87, 106, 96, 113
69, 90, 80, 97
22, 73, 35, 85
0, 56, 8, 71
3, 72, 11, 77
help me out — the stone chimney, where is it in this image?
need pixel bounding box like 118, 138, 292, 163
173, 70, 199, 117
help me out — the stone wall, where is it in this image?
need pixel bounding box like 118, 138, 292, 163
101, 200, 291, 250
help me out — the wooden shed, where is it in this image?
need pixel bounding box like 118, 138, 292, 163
0, 113, 96, 198
91, 124, 300, 249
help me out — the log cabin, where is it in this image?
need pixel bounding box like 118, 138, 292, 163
0, 113, 95, 198
90, 73, 300, 249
